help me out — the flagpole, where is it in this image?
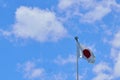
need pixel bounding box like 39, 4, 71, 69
77, 51, 79, 80
75, 36, 79, 80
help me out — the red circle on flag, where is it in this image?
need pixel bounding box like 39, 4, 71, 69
83, 49, 91, 58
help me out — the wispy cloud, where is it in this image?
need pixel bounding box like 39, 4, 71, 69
51, 73, 68, 80
114, 53, 120, 78
111, 31, 120, 48
58, 0, 75, 10
17, 59, 82, 80
58, 0, 120, 23
92, 73, 112, 80
81, 4, 111, 23
92, 62, 112, 80
54, 54, 76, 65
111, 30, 120, 78
93, 62, 112, 74
110, 30, 120, 59
92, 30, 120, 80
17, 61, 45, 80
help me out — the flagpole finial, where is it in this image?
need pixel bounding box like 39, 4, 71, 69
75, 36, 79, 42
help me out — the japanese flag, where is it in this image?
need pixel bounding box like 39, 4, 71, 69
75, 37, 95, 63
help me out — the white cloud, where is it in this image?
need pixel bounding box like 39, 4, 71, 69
92, 73, 112, 80
54, 54, 76, 65
81, 5, 111, 23
17, 60, 81, 80
111, 31, 120, 48
109, 30, 120, 79
31, 68, 44, 79
17, 61, 45, 79
110, 30, 120, 60
22, 61, 35, 72
80, 0, 118, 23
92, 30, 120, 80
58, 0, 75, 10
51, 73, 68, 80
58, 0, 95, 10
58, 0, 120, 23
0, 29, 11, 36
110, 48, 120, 61
114, 53, 120, 78
1, 6, 67, 42
93, 62, 111, 74
92, 62, 112, 80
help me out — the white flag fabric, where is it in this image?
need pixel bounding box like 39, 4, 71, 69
76, 38, 95, 63
76, 40, 83, 58
82, 48, 95, 63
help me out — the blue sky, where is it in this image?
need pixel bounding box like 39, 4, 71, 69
0, 0, 120, 80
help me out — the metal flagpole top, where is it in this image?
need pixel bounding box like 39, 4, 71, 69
75, 36, 79, 42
